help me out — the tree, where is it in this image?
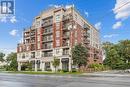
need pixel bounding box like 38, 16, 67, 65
52, 56, 60, 72
103, 40, 130, 70
0, 52, 5, 62
117, 40, 130, 62
6, 52, 18, 71
72, 44, 88, 70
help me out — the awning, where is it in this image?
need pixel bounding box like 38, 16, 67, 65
61, 58, 69, 62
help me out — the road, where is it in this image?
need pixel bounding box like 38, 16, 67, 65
0, 71, 130, 87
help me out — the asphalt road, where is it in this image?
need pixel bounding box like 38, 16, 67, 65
0, 72, 130, 87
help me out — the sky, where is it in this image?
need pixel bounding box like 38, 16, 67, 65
0, 0, 130, 54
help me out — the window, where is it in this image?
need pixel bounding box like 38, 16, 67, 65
55, 14, 60, 22
56, 49, 60, 54
26, 46, 30, 51
63, 49, 69, 55
75, 31, 77, 38
56, 22, 60, 27
56, 31, 60, 38
36, 51, 40, 57
37, 43, 40, 49
19, 47, 22, 52
75, 14, 77, 20
31, 52, 35, 58
56, 39, 60, 46
22, 53, 25, 59
26, 53, 29, 57
75, 39, 78, 45
36, 21, 40, 27
37, 36, 40, 41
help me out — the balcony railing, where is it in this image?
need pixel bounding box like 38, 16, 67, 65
63, 34, 70, 39
43, 39, 53, 42
62, 43, 69, 46
63, 50, 69, 55
31, 56, 35, 58
84, 24, 90, 30
63, 14, 73, 21
84, 39, 90, 44
44, 53, 53, 57
43, 31, 53, 35
83, 33, 90, 37
62, 27, 70, 31
41, 21, 53, 27
43, 46, 53, 49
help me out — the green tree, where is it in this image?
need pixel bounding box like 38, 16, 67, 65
72, 44, 88, 70
6, 52, 18, 71
103, 40, 130, 70
0, 52, 5, 62
52, 56, 60, 72
117, 40, 130, 63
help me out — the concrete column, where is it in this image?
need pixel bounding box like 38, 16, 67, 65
18, 62, 21, 71
50, 62, 55, 72
42, 62, 45, 71
40, 60, 42, 70
59, 58, 62, 70
69, 58, 72, 72
34, 60, 37, 72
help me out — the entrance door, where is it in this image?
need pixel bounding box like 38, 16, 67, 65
45, 62, 51, 71
61, 58, 69, 72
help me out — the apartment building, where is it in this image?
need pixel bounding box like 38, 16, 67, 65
17, 6, 103, 72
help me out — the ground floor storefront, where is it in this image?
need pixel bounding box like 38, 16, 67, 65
18, 57, 72, 72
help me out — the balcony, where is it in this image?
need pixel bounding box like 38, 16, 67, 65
42, 38, 53, 43
84, 39, 90, 44
30, 40, 35, 43
22, 55, 25, 59
63, 14, 73, 21
63, 35, 69, 39
44, 52, 53, 57
30, 32, 35, 36
84, 24, 90, 30
43, 46, 52, 49
62, 27, 69, 31
41, 21, 53, 27
42, 31, 53, 35
31, 52, 35, 58
63, 49, 69, 55
62, 42, 69, 47
83, 33, 90, 38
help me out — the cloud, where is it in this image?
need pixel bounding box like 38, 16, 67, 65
95, 22, 102, 30
65, 4, 74, 9
0, 48, 16, 56
84, 11, 89, 17
112, 21, 122, 29
10, 16, 17, 23
103, 34, 119, 38
113, 0, 130, 20
49, 4, 62, 8
49, 4, 74, 9
9, 29, 18, 36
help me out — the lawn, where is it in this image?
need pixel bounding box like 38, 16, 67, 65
7, 71, 82, 75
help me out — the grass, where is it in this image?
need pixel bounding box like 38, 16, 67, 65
7, 71, 82, 75
0, 68, 6, 71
